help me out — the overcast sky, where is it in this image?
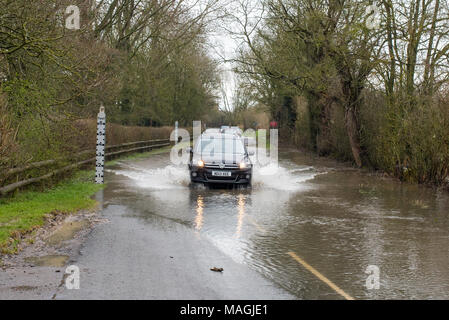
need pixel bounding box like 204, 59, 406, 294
202, 0, 263, 111
209, 32, 238, 110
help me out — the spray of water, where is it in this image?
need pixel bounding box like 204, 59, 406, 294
252, 163, 317, 191
109, 162, 319, 191
109, 165, 190, 190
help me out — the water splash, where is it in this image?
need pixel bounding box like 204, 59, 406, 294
252, 163, 317, 191
109, 165, 190, 190
110, 162, 319, 192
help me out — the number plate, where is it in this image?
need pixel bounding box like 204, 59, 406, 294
212, 171, 232, 177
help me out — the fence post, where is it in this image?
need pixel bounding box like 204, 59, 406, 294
95, 106, 106, 184
175, 121, 179, 145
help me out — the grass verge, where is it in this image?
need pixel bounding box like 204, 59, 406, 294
0, 170, 104, 254
0, 144, 182, 254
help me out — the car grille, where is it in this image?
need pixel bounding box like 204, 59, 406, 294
205, 163, 239, 169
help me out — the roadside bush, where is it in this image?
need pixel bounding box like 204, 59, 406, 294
401, 97, 449, 184
0, 93, 17, 170
294, 94, 352, 160
72, 119, 173, 151
239, 109, 270, 130
292, 87, 449, 186
328, 103, 353, 161
359, 90, 390, 170
0, 114, 174, 189
360, 91, 449, 185
294, 96, 314, 150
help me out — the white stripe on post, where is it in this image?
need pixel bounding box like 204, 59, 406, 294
175, 121, 179, 145
95, 106, 106, 184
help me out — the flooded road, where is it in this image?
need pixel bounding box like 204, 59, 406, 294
67, 149, 449, 299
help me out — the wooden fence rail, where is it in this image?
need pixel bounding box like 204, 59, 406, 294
0, 139, 171, 196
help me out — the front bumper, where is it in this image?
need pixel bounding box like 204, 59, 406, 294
189, 166, 252, 184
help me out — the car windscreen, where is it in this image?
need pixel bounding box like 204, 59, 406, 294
195, 138, 245, 155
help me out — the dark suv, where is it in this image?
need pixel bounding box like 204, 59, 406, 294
188, 132, 253, 185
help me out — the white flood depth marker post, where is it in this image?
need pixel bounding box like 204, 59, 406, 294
175, 121, 179, 145
95, 106, 106, 184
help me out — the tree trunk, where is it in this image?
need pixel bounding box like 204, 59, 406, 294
345, 107, 362, 167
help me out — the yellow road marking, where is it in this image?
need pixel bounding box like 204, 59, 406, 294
287, 252, 354, 300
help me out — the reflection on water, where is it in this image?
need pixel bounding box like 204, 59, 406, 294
195, 195, 204, 232
106, 150, 449, 300
236, 194, 246, 238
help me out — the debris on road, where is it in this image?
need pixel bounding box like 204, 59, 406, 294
210, 267, 223, 273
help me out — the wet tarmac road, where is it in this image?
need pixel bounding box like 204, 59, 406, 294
67, 148, 449, 299
5, 148, 449, 299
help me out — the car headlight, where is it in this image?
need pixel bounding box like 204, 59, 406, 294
197, 160, 205, 168
239, 162, 247, 169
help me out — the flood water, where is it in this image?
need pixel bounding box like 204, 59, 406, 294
104, 148, 449, 300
